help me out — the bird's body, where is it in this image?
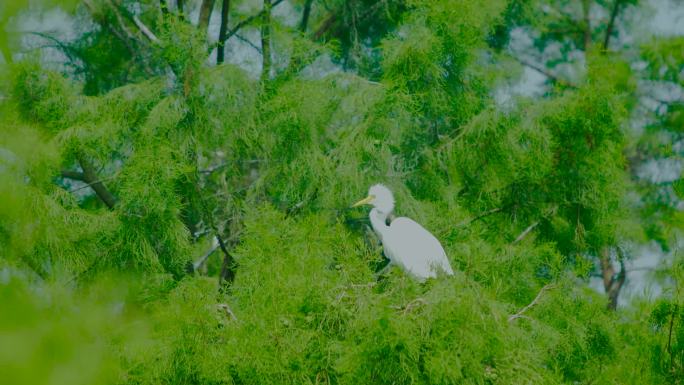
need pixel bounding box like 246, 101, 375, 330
353, 184, 454, 281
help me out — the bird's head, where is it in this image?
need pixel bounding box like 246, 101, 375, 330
352, 184, 395, 214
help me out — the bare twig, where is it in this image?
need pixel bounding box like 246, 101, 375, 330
132, 15, 160, 43
511, 55, 578, 88
312, 0, 385, 41
200, 163, 229, 174
218, 0, 284, 45
192, 236, 220, 271
83, 0, 156, 74
508, 283, 556, 322
68, 175, 117, 193
28, 32, 81, 63
512, 221, 540, 244
109, 0, 160, 43
390, 297, 427, 315
199, 159, 263, 174
457, 207, 504, 227
333, 282, 377, 305
236, 34, 261, 53
83, 0, 147, 71
349, 282, 376, 289
105, 0, 139, 43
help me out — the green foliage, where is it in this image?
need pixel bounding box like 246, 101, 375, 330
0, 270, 147, 385
1, 0, 683, 384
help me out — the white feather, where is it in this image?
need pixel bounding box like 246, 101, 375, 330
359, 184, 454, 281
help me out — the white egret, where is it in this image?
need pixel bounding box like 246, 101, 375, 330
352, 184, 454, 280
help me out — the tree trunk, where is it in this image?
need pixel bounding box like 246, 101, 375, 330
160, 0, 169, 15
218, 233, 237, 287
581, 0, 591, 51
599, 246, 626, 310
313, 12, 336, 40
177, 0, 185, 20
198, 0, 216, 32
0, 23, 12, 63
216, 0, 283, 46
260, 0, 272, 81
603, 0, 622, 51
300, 0, 313, 32
217, 0, 230, 64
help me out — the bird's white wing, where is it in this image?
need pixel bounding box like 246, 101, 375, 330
383, 217, 454, 280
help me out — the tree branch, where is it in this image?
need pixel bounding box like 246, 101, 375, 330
512, 221, 540, 244
216, 0, 230, 64
581, 0, 591, 51
198, 0, 216, 32
606, 248, 627, 310
236, 34, 261, 53
668, 304, 678, 371
508, 283, 556, 322
599, 247, 614, 290
83, 0, 141, 67
300, 0, 314, 32
457, 207, 504, 227
160, 0, 169, 15
261, 0, 272, 81
199, 159, 262, 174
0, 23, 13, 63
312, 0, 385, 41
312, 12, 336, 40
105, 0, 139, 44
68, 176, 117, 193
83, 0, 155, 74
602, 0, 622, 51
61, 170, 85, 181
191, 166, 237, 286
177, 0, 185, 19
601, 246, 627, 310
28, 32, 80, 64
219, 0, 284, 45
389, 297, 427, 315
108, 0, 160, 43
192, 236, 220, 272
132, 15, 160, 43
512, 55, 578, 88
76, 154, 117, 209
217, 233, 236, 286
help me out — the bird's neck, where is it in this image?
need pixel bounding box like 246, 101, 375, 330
369, 208, 390, 241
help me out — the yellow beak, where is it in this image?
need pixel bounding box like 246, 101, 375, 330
351, 195, 375, 208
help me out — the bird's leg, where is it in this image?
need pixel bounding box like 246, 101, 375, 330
376, 260, 393, 277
